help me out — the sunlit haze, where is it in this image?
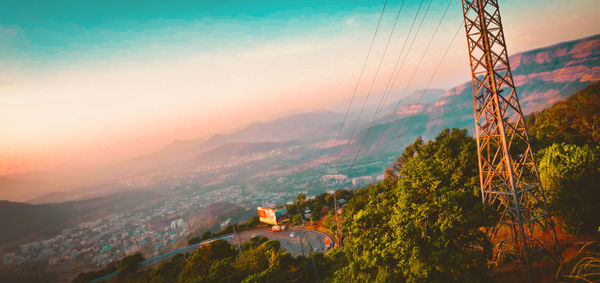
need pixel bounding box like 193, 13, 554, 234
1, 0, 598, 176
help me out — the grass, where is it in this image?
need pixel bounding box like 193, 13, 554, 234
557, 242, 600, 282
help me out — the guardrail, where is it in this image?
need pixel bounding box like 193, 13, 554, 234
89, 226, 332, 282
90, 234, 233, 282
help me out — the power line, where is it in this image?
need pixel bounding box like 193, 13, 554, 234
358, 0, 435, 152
331, 0, 425, 175
383, 22, 462, 155
322, 0, 390, 172
326, 0, 406, 248
325, 1, 433, 248
329, 0, 408, 172
388, 0, 458, 148
339, 0, 436, 178
362, 0, 438, 157
307, 0, 389, 248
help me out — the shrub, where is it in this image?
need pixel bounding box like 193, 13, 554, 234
539, 143, 600, 234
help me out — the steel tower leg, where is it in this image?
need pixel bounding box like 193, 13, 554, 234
460, 0, 559, 279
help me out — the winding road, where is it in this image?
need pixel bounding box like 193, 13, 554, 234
90, 227, 333, 282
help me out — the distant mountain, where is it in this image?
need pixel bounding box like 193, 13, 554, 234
121, 110, 342, 170
0, 190, 173, 248
201, 111, 342, 149
347, 34, 600, 154
2, 34, 598, 205
194, 141, 292, 165
326, 89, 446, 117
0, 111, 343, 203
0, 34, 598, 258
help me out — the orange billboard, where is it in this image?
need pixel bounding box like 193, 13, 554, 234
257, 207, 278, 225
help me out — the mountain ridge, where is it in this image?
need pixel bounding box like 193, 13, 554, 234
1, 34, 598, 204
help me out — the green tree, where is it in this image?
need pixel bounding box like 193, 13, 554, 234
242, 236, 268, 251
311, 202, 322, 221
207, 257, 238, 283
117, 253, 144, 278
148, 253, 186, 283
73, 262, 118, 283
242, 216, 260, 229
296, 193, 307, 205
262, 240, 281, 252
539, 143, 600, 233
339, 129, 495, 282
240, 250, 295, 283
235, 244, 271, 279
290, 214, 303, 226
528, 82, 600, 148
178, 240, 236, 282
201, 231, 214, 240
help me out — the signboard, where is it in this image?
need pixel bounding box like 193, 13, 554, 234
257, 207, 278, 225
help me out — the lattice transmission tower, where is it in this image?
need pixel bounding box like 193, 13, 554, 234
460, 0, 558, 274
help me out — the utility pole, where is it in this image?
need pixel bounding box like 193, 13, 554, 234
332, 193, 342, 247
460, 0, 558, 279
233, 224, 243, 259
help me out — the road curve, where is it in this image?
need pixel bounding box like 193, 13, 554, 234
90, 227, 332, 282
233, 227, 333, 256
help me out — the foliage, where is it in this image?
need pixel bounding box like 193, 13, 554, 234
178, 239, 236, 282
539, 143, 600, 234
290, 214, 303, 226
339, 129, 495, 282
241, 236, 268, 251
148, 253, 186, 283
201, 231, 214, 240
75, 82, 600, 282
527, 81, 600, 148
287, 190, 354, 227
72, 261, 118, 283
76, 234, 351, 283
117, 253, 144, 277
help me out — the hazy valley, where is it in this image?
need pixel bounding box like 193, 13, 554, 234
1, 34, 599, 279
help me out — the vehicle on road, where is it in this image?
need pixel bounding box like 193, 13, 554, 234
272, 225, 281, 232
324, 237, 331, 250
290, 232, 296, 238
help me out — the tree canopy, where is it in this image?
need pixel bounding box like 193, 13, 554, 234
527, 81, 600, 148
539, 143, 600, 233
338, 129, 496, 282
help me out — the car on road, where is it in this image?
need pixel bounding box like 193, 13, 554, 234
251, 234, 257, 238
290, 232, 296, 238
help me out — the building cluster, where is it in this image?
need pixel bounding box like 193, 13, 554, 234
1, 211, 188, 268
0, 189, 214, 268
1, 172, 381, 269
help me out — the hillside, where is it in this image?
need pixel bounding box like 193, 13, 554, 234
3, 76, 597, 259
0, 190, 176, 249
72, 82, 600, 283
342, 34, 600, 156
1, 34, 598, 205
526, 81, 600, 147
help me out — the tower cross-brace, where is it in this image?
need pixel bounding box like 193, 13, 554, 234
460, 0, 558, 273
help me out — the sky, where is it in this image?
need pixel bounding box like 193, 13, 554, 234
0, 0, 599, 175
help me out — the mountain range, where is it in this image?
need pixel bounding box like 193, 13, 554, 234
0, 34, 598, 248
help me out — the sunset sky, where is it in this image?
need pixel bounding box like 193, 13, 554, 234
1, 0, 599, 175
